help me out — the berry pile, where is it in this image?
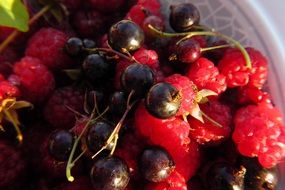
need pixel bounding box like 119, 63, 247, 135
0, 0, 284, 190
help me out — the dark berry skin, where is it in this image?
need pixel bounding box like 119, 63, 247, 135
83, 38, 96, 49
142, 15, 165, 39
240, 157, 279, 190
65, 37, 83, 56
121, 63, 154, 97
87, 90, 104, 111
90, 156, 130, 190
206, 161, 246, 190
170, 3, 200, 32
108, 20, 144, 52
87, 121, 114, 153
83, 54, 110, 82
139, 146, 175, 182
109, 91, 127, 118
145, 82, 181, 119
171, 38, 201, 64
48, 130, 74, 161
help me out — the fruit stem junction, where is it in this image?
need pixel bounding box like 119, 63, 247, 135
147, 24, 252, 69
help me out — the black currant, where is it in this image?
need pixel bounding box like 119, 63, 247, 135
139, 146, 175, 182
87, 90, 104, 111
65, 37, 83, 56
145, 82, 181, 119
109, 91, 127, 118
206, 161, 246, 190
83, 38, 96, 49
86, 121, 114, 153
240, 157, 279, 190
170, 3, 200, 32
90, 156, 130, 190
108, 20, 144, 52
169, 38, 201, 64
48, 130, 74, 161
83, 54, 110, 82
121, 63, 154, 97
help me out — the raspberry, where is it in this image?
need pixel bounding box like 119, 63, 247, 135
232, 103, 285, 168
188, 100, 232, 144
13, 56, 55, 104
187, 57, 226, 95
218, 48, 268, 88
164, 74, 197, 116
126, 5, 147, 27
44, 87, 84, 129
133, 48, 159, 70
135, 103, 200, 180
0, 140, 25, 188
72, 10, 107, 38
137, 0, 161, 16
54, 176, 93, 190
25, 28, 73, 70
238, 86, 271, 105
89, 0, 126, 13
145, 170, 187, 190
0, 80, 20, 101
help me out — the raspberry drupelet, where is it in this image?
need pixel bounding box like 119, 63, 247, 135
25, 28, 73, 70
13, 56, 55, 104
233, 102, 285, 168
187, 57, 227, 95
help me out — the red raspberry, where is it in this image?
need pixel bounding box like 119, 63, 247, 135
54, 176, 93, 190
238, 86, 271, 105
72, 10, 107, 38
25, 28, 73, 70
135, 103, 200, 180
44, 87, 84, 129
88, 0, 126, 13
133, 48, 159, 70
0, 80, 20, 101
13, 56, 55, 104
232, 103, 285, 168
0, 140, 25, 188
145, 170, 187, 190
188, 100, 232, 145
126, 5, 147, 27
164, 74, 197, 116
218, 48, 268, 88
187, 57, 227, 95
137, 0, 161, 16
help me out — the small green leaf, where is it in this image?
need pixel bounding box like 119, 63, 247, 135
0, 0, 29, 32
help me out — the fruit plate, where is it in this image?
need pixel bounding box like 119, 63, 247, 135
160, 0, 285, 188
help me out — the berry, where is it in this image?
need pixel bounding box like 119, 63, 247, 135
232, 103, 285, 168
54, 176, 93, 190
142, 15, 164, 39
114, 59, 133, 90
121, 63, 154, 97
0, 140, 25, 188
187, 57, 227, 94
204, 161, 246, 190
0, 47, 18, 77
139, 146, 175, 182
83, 38, 96, 49
145, 82, 181, 119
48, 130, 74, 161
188, 100, 232, 145
83, 54, 110, 82
44, 87, 84, 129
25, 28, 73, 70
164, 74, 197, 116
137, 0, 161, 16
133, 48, 159, 70
72, 10, 107, 38
109, 91, 127, 118
238, 86, 271, 105
90, 156, 130, 190
108, 20, 144, 52
89, 0, 125, 13
170, 38, 201, 64
169, 3, 200, 32
240, 157, 279, 190
125, 5, 146, 27
65, 37, 83, 56
86, 121, 114, 153
13, 56, 55, 104
0, 80, 20, 101
218, 48, 268, 88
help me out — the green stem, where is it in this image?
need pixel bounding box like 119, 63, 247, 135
201, 44, 232, 52
0, 4, 51, 53
147, 25, 252, 69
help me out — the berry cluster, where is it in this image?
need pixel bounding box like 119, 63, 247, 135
0, 0, 283, 190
